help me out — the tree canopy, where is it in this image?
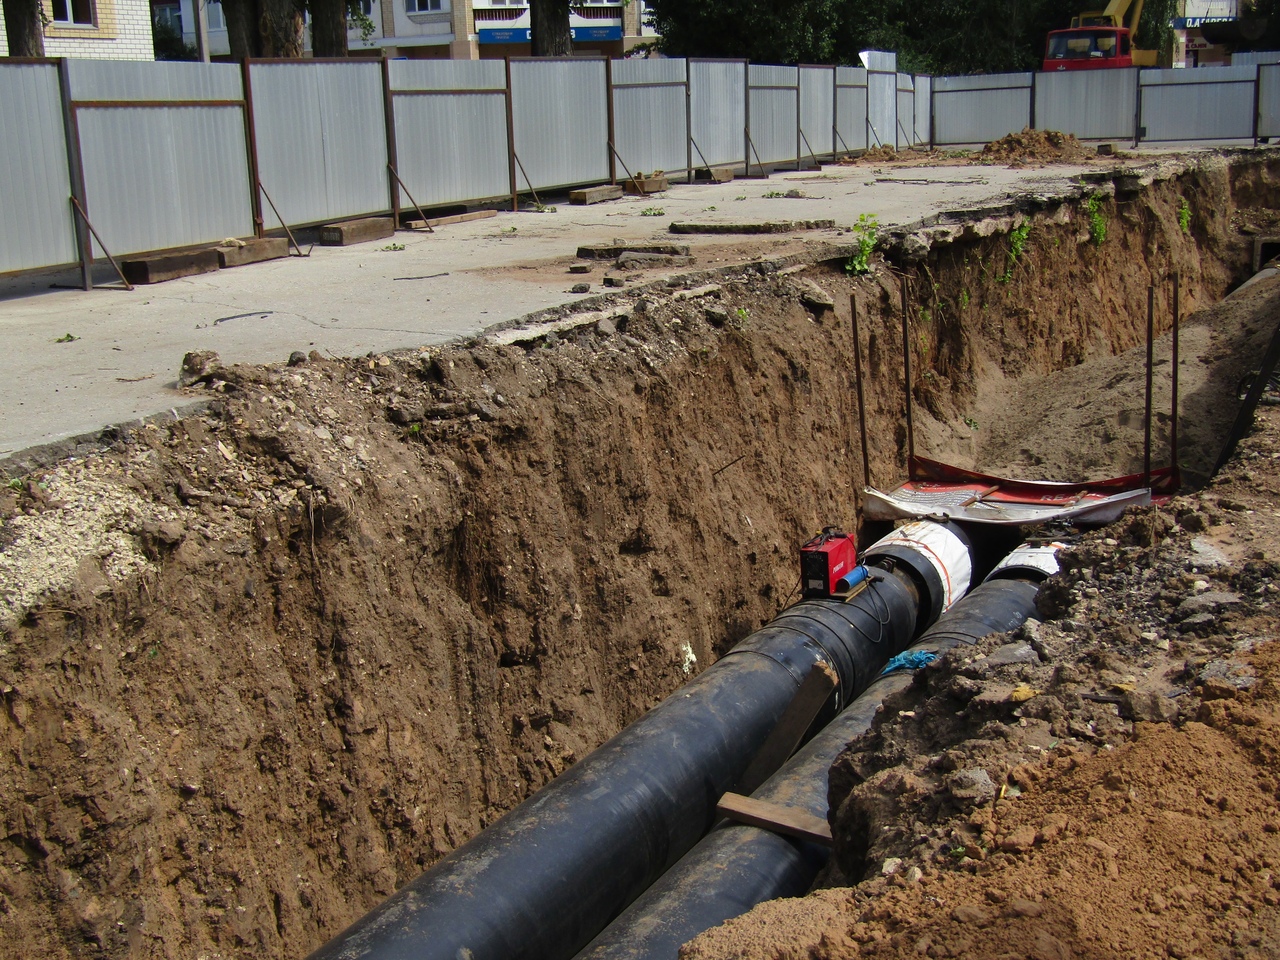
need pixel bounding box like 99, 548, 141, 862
646, 0, 1184, 74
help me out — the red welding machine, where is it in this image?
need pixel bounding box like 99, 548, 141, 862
800, 527, 858, 597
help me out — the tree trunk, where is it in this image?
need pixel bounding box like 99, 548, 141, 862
2, 0, 45, 57
309, 0, 348, 56
220, 0, 262, 59
259, 0, 304, 57
530, 0, 572, 56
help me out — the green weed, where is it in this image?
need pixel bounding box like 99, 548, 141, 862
1178, 198, 1192, 235
844, 213, 880, 275
963, 415, 979, 430
998, 220, 1032, 283
640, 207, 666, 217
1086, 194, 1108, 246
380, 243, 405, 252
959, 289, 970, 309
54, 332, 79, 343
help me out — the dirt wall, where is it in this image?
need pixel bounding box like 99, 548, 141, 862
0, 152, 1273, 959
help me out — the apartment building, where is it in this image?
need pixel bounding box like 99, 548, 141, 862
159, 0, 653, 60
0, 0, 155, 58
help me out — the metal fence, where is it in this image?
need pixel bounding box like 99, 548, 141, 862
748, 63, 800, 168
799, 65, 835, 160
3, 52, 1277, 281
387, 59, 512, 212
610, 58, 689, 181
932, 73, 1034, 147
1035, 68, 1137, 142
0, 61, 79, 273
1138, 66, 1257, 142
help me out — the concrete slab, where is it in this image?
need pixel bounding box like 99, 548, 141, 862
0, 154, 1221, 459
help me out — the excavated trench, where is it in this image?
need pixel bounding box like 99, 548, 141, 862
0, 151, 1278, 960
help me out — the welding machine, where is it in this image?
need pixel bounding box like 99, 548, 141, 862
800, 527, 861, 598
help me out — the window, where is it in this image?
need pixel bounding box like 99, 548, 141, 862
207, 0, 226, 31
51, 0, 94, 26
405, 0, 442, 12
357, 0, 373, 15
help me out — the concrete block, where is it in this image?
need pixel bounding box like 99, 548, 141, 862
121, 249, 220, 285
569, 184, 624, 205
318, 217, 396, 246
216, 237, 289, 268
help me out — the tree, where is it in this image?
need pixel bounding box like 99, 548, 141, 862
646, 0, 840, 64
310, 0, 349, 56
530, 0, 572, 56
2, 0, 45, 57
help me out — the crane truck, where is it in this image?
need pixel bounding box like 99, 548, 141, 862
1043, 0, 1159, 71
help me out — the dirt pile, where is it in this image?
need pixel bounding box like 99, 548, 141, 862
981, 128, 1094, 166
0, 153, 1275, 959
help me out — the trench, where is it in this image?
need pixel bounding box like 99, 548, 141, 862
0, 151, 1277, 960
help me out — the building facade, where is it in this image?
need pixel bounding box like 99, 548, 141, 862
157, 0, 652, 60
0, 0, 155, 58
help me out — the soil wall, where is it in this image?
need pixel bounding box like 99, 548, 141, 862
0, 152, 1274, 959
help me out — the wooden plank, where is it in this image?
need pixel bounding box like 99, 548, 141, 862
734, 660, 838, 796
569, 185, 624, 205
120, 249, 220, 285
318, 217, 396, 246
216, 237, 289, 268
624, 174, 670, 195
403, 209, 499, 230
717, 792, 833, 847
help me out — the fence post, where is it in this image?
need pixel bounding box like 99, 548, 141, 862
605, 58, 617, 185
743, 60, 751, 177
1133, 68, 1143, 148
381, 56, 400, 226
1029, 71, 1037, 131
56, 58, 93, 290
685, 60, 693, 183
240, 59, 264, 238
1254, 63, 1263, 147
504, 57, 518, 212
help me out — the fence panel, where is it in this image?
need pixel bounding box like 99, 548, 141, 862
799, 65, 835, 159
0, 62, 78, 274
1233, 51, 1280, 66
896, 72, 915, 148
510, 58, 609, 191
835, 66, 869, 153
67, 60, 253, 258
689, 59, 747, 169
250, 60, 390, 230
932, 72, 1032, 147
1260, 64, 1280, 139
389, 60, 510, 209
1139, 67, 1256, 142
611, 58, 688, 181
913, 75, 931, 146
861, 51, 898, 149
1035, 69, 1137, 142
748, 64, 799, 167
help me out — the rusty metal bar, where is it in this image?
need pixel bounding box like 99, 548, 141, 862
608, 142, 639, 192
240, 59, 265, 238
69, 196, 133, 291
382, 56, 401, 227
258, 181, 308, 257
851, 294, 871, 491
387, 164, 433, 233
57, 57, 93, 291
1143, 284, 1155, 486
505, 57, 518, 213
605, 58, 617, 186
1170, 272, 1181, 482
900, 276, 916, 472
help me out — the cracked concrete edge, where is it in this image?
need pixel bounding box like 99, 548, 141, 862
0, 150, 1256, 479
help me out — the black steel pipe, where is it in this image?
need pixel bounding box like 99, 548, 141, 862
575, 576, 1042, 960
307, 567, 928, 960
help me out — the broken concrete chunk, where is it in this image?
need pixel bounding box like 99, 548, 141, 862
793, 278, 835, 312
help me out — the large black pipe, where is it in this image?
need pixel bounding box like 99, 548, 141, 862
307, 563, 931, 960
575, 576, 1042, 960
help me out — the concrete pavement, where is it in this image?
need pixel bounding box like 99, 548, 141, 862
0, 160, 1107, 460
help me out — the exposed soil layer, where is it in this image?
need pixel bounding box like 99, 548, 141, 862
0, 151, 1277, 960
